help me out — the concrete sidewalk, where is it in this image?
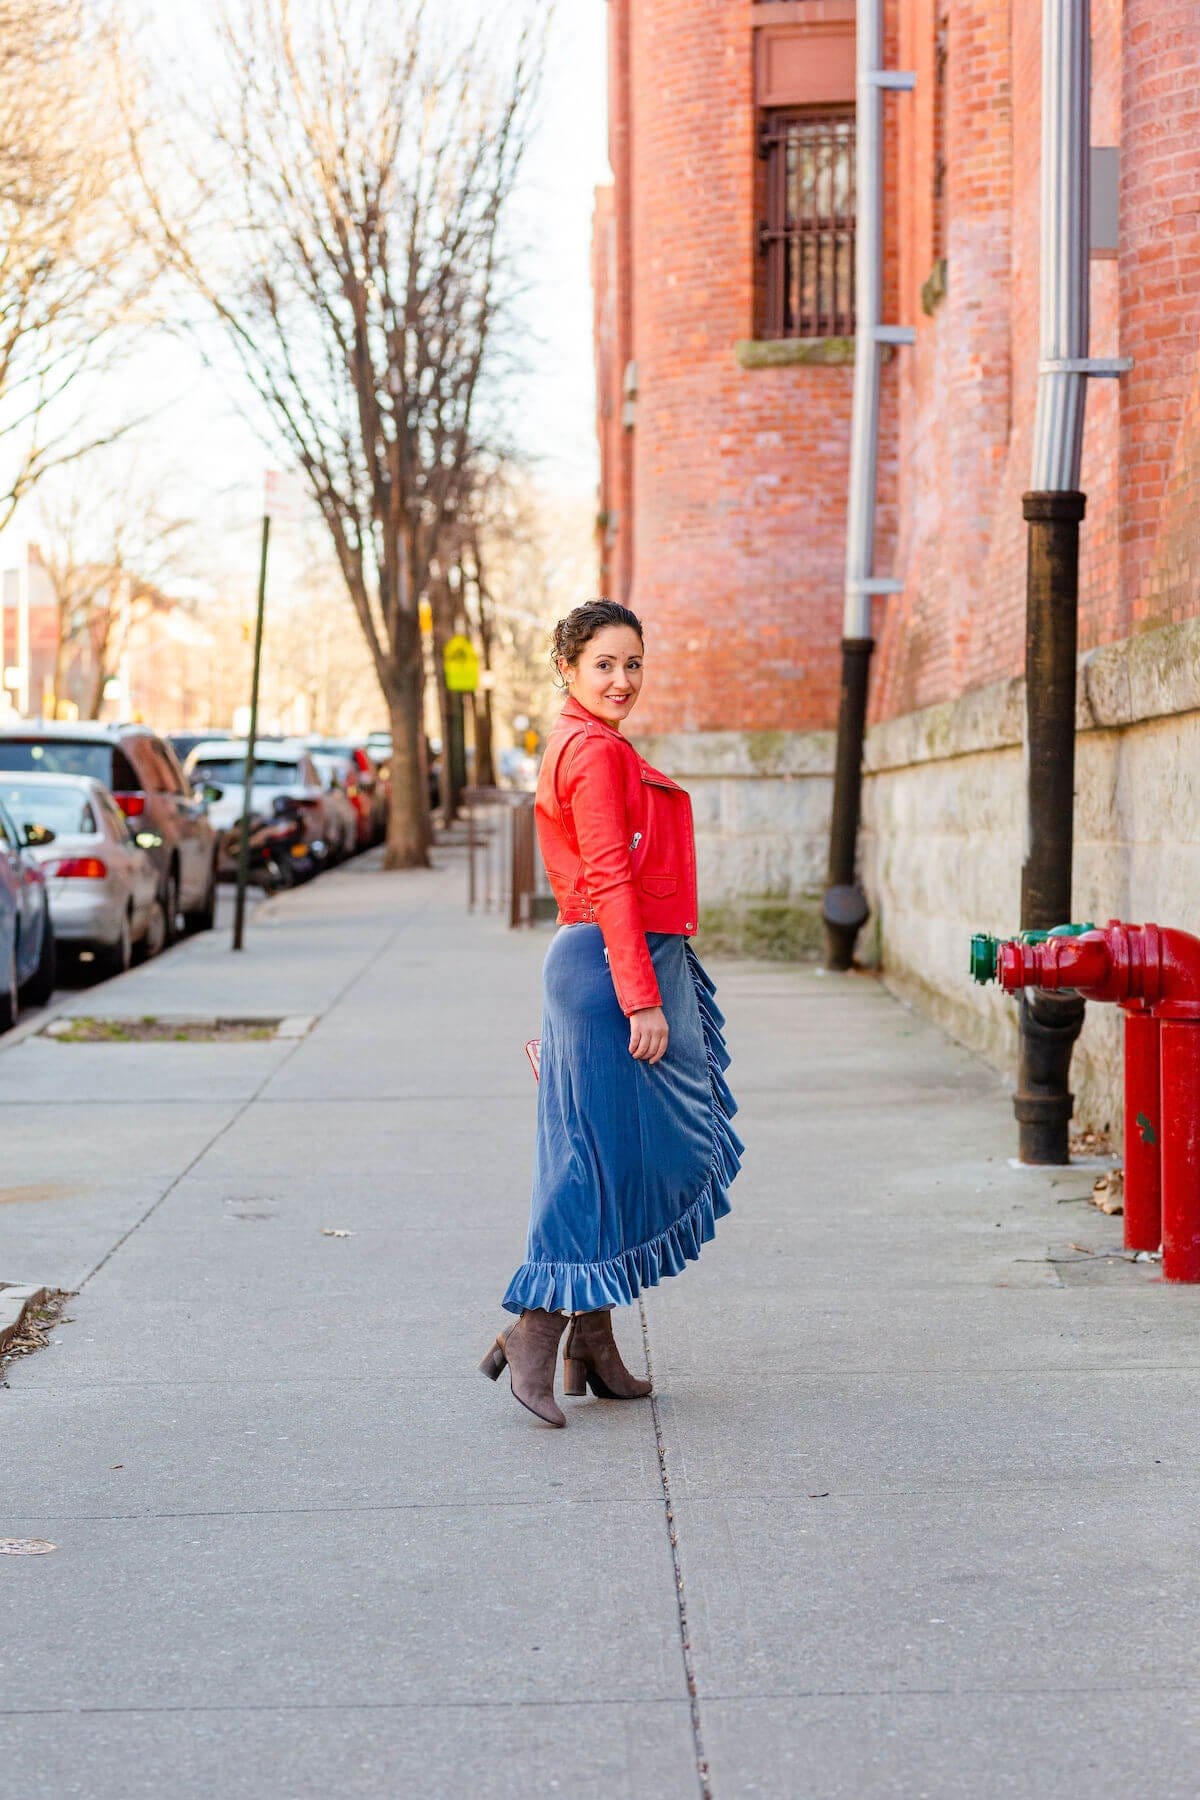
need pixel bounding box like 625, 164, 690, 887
2, 851, 1199, 1799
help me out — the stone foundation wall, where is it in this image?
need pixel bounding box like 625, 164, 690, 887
632, 728, 834, 961
641, 614, 1200, 1142
862, 614, 1200, 1139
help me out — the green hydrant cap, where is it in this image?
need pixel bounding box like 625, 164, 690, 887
969, 934, 999, 984
969, 923, 1096, 985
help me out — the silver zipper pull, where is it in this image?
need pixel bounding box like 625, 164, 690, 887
628, 831, 642, 852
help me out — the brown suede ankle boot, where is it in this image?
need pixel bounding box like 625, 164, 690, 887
479, 1309, 568, 1427
561, 1310, 652, 1399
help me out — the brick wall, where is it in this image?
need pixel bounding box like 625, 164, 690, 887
873, 0, 1200, 723
596, 0, 859, 739
1121, 0, 1200, 634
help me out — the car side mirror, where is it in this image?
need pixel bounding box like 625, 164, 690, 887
22, 822, 55, 847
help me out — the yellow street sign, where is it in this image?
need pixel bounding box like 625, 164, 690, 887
443, 634, 480, 693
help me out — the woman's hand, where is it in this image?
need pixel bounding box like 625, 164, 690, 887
629, 1005, 669, 1065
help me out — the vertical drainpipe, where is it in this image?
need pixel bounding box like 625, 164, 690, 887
1015, 0, 1131, 1161
822, 0, 914, 968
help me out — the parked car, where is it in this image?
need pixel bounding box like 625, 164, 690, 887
1, 773, 164, 977
307, 751, 361, 860
307, 740, 389, 844
0, 793, 55, 1029
0, 724, 218, 943
184, 740, 330, 885
498, 745, 538, 791
167, 728, 233, 768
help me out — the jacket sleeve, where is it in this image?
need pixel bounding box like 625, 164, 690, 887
561, 733, 661, 1016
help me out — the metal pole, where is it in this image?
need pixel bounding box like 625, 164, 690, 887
446, 690, 467, 820
1015, 0, 1092, 1160
232, 513, 270, 952
822, 1, 914, 969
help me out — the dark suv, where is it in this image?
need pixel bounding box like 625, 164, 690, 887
0, 724, 218, 941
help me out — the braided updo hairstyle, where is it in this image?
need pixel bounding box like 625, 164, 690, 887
551, 599, 644, 688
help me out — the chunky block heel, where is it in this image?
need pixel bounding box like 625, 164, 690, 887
478, 1312, 568, 1426
562, 1356, 587, 1397
561, 1311, 652, 1400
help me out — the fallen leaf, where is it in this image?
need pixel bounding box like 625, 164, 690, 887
1092, 1169, 1125, 1215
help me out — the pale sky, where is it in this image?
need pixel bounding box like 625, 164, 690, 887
6, 0, 611, 592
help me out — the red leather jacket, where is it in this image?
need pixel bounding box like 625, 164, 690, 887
535, 695, 698, 1015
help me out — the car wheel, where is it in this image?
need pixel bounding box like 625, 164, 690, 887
184, 861, 218, 935
161, 868, 181, 946
20, 912, 56, 1007
134, 897, 167, 964
263, 855, 293, 894
0, 938, 18, 1032
98, 912, 133, 980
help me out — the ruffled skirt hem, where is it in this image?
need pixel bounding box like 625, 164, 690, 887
502, 943, 742, 1315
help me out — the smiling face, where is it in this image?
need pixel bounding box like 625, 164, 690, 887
559, 624, 645, 729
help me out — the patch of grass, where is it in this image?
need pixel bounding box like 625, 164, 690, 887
45, 1016, 280, 1044
695, 896, 825, 962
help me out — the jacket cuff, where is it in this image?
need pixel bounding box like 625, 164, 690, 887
611, 966, 663, 1017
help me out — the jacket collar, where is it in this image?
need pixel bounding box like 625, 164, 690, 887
560, 693, 626, 739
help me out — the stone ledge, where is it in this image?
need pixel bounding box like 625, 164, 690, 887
866, 614, 1200, 775
630, 727, 835, 779
735, 337, 856, 369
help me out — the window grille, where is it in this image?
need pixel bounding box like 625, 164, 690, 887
760, 110, 856, 339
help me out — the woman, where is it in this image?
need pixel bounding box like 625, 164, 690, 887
480, 599, 743, 1427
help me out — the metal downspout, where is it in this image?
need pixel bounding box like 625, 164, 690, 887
1015, 0, 1130, 1162
822, 0, 913, 969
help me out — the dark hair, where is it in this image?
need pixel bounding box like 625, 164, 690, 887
551, 600, 644, 687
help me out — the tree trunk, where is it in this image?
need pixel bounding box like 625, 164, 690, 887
85, 662, 107, 720
382, 650, 430, 869
474, 686, 495, 788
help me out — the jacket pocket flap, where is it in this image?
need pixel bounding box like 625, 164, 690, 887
639, 873, 678, 897
640, 768, 682, 793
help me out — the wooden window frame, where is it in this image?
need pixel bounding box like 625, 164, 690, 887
759, 107, 857, 341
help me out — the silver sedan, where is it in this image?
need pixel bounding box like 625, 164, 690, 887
0, 773, 164, 977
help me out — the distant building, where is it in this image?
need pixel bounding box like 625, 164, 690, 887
595, 0, 1200, 1130
0, 550, 58, 720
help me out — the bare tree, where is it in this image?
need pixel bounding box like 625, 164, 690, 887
0, 0, 157, 522
35, 468, 191, 718
132, 0, 542, 867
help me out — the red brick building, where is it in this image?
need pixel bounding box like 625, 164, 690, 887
594, 0, 1200, 1127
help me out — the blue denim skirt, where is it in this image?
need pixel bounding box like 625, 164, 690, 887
502, 926, 742, 1314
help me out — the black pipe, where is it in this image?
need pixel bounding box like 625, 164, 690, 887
1015, 489, 1087, 1163
822, 635, 874, 970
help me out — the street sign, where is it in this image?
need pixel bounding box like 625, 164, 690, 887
263, 469, 304, 522
443, 634, 480, 693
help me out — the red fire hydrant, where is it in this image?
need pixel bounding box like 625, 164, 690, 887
997, 922, 1200, 1281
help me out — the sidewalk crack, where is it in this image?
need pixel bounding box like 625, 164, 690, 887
640, 1296, 711, 1800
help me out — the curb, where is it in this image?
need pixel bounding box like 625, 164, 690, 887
0, 1285, 51, 1357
